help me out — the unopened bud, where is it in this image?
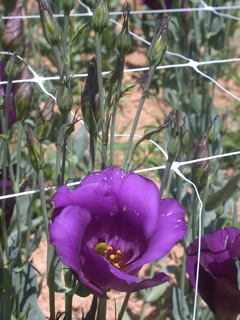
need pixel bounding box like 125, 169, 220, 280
37, 0, 61, 46
57, 80, 73, 114
62, 0, 75, 14
192, 133, 209, 191
147, 14, 169, 68
167, 135, 181, 158
36, 89, 56, 142
13, 65, 32, 121
116, 3, 132, 56
182, 130, 189, 146
26, 128, 44, 172
208, 121, 216, 144
1, 0, 23, 52
219, 112, 228, 135
92, 0, 109, 34
81, 57, 100, 135
5, 54, 21, 79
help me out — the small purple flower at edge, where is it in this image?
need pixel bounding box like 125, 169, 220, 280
142, 0, 173, 10
50, 167, 187, 297
187, 227, 240, 320
0, 61, 17, 133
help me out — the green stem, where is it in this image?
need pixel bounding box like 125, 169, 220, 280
38, 170, 55, 320
140, 302, 147, 320
61, 135, 68, 186
159, 156, 174, 199
118, 292, 131, 320
180, 212, 193, 320
63, 14, 70, 79
97, 298, 107, 320
95, 32, 106, 168
89, 134, 97, 173
53, 45, 63, 76
121, 66, 156, 171
192, 191, 199, 240
110, 57, 125, 166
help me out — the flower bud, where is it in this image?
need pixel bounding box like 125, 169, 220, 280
182, 130, 189, 147
5, 54, 21, 80
167, 135, 181, 158
115, 3, 132, 56
192, 133, 209, 191
37, 0, 61, 46
208, 121, 216, 144
13, 65, 32, 122
57, 80, 73, 115
1, 0, 23, 52
62, 0, 75, 14
219, 112, 228, 135
26, 128, 44, 172
92, 0, 109, 34
81, 57, 100, 135
36, 89, 56, 142
147, 14, 169, 68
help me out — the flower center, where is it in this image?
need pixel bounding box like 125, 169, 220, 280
94, 242, 131, 269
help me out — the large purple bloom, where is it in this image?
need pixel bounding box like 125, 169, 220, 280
0, 61, 17, 133
187, 227, 240, 320
50, 167, 187, 297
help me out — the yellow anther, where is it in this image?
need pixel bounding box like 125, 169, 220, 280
104, 246, 113, 254
114, 263, 120, 269
123, 206, 126, 211
116, 250, 121, 255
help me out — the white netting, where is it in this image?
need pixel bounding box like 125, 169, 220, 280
1, 1, 240, 319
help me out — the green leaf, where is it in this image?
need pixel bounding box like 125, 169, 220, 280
206, 174, 240, 211
19, 263, 45, 320
146, 281, 168, 302
29, 229, 42, 256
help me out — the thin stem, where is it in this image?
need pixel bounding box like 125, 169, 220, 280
53, 45, 63, 76
38, 170, 50, 241
159, 156, 174, 199
118, 292, 131, 320
97, 298, 107, 320
110, 57, 125, 166
89, 134, 97, 173
121, 66, 155, 171
61, 135, 68, 186
95, 32, 106, 168
192, 191, 199, 240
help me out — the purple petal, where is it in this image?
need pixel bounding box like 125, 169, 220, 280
80, 246, 169, 293
49, 205, 107, 297
127, 198, 186, 274
80, 167, 160, 239
198, 264, 240, 319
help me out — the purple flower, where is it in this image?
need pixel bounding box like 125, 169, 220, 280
0, 61, 17, 133
50, 167, 187, 297
142, 0, 173, 10
187, 227, 240, 320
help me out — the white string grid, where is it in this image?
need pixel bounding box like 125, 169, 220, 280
1, 1, 240, 319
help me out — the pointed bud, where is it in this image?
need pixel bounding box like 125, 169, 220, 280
62, 0, 75, 14
13, 65, 32, 122
116, 3, 132, 56
147, 14, 169, 68
37, 0, 61, 46
1, 0, 23, 52
208, 121, 216, 144
26, 128, 44, 172
36, 89, 56, 142
167, 134, 181, 158
81, 57, 101, 135
219, 112, 228, 135
92, 0, 109, 34
182, 130, 189, 147
5, 54, 21, 79
192, 133, 209, 191
57, 80, 73, 115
